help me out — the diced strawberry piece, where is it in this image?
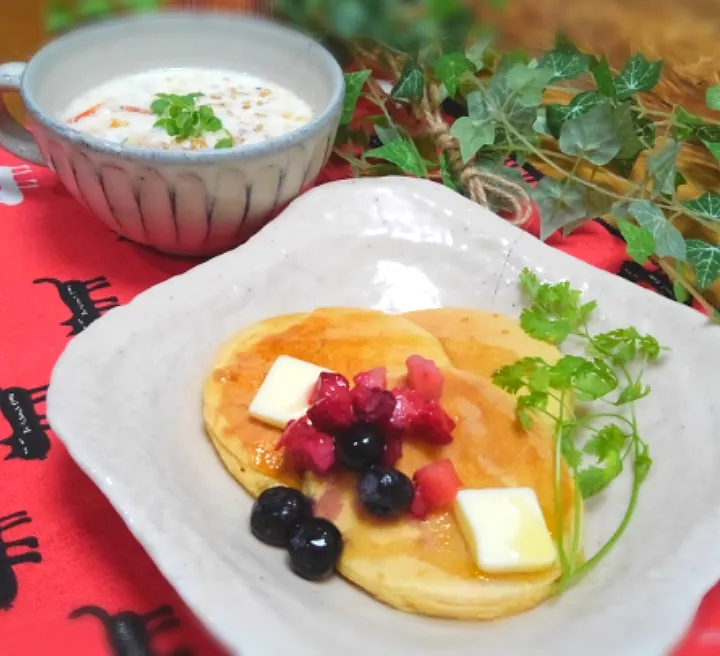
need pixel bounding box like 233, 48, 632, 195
381, 434, 403, 467
405, 355, 444, 401
276, 417, 335, 474
410, 459, 462, 518
353, 366, 387, 390
351, 387, 396, 423
310, 372, 350, 404
307, 372, 354, 433
388, 387, 423, 432
413, 400, 456, 445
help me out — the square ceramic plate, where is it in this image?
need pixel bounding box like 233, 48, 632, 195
48, 177, 720, 656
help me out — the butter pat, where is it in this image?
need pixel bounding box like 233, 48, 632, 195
454, 488, 557, 574
248, 355, 330, 428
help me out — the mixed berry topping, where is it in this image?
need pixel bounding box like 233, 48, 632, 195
260, 355, 461, 582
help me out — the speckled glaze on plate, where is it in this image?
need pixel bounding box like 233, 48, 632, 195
47, 177, 720, 656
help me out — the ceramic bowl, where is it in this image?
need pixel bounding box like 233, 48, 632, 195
0, 12, 344, 256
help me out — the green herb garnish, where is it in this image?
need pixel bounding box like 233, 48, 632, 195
492, 268, 665, 592
151, 92, 229, 146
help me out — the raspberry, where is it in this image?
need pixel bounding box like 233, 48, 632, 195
351, 387, 396, 424
307, 372, 354, 433
405, 355, 444, 401
276, 417, 335, 474
413, 400, 455, 445
353, 367, 387, 390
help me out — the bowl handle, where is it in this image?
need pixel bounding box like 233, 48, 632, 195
0, 62, 46, 166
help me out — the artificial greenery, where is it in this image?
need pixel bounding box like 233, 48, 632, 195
274, 0, 720, 317
45, 0, 160, 33
493, 269, 663, 591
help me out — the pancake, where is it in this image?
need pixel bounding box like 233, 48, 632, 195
304, 367, 578, 619
203, 308, 450, 496
405, 308, 571, 418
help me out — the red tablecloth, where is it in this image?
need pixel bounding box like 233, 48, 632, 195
0, 145, 717, 655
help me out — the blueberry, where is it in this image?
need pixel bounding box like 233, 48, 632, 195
288, 518, 343, 581
250, 486, 313, 547
335, 423, 385, 471
357, 466, 414, 518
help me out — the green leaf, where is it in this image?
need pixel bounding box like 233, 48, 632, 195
702, 140, 720, 168
45, 2, 75, 32
466, 30, 494, 71
450, 117, 496, 163
533, 108, 551, 136
198, 105, 214, 122
578, 450, 623, 499
545, 91, 605, 139
584, 188, 613, 219
591, 55, 617, 98
673, 281, 690, 303
686, 239, 720, 289
612, 103, 644, 160
559, 102, 620, 165
485, 59, 538, 132
391, 63, 424, 103
215, 137, 234, 149
533, 178, 588, 241
439, 153, 459, 192
341, 70, 371, 125
706, 85, 720, 111
635, 443, 652, 484
672, 106, 703, 141
584, 424, 628, 461
616, 218, 656, 265
507, 64, 553, 107
616, 381, 651, 405
539, 50, 591, 84
365, 139, 427, 177
590, 327, 662, 363
683, 192, 720, 222
647, 139, 679, 196
628, 200, 686, 260
614, 53, 663, 100
434, 53, 474, 98
375, 124, 400, 145
205, 117, 222, 132
76, 0, 112, 18
150, 98, 170, 115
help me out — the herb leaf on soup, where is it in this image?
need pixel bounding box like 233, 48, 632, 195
151, 92, 230, 145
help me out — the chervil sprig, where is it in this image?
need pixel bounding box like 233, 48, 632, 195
151, 92, 233, 149
492, 267, 665, 591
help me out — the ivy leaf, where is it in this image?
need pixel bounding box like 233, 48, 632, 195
546, 91, 604, 139
616, 219, 656, 265
612, 103, 644, 160
559, 102, 620, 165
539, 50, 591, 84
450, 117, 496, 163
485, 59, 538, 132
686, 240, 720, 289
466, 30, 494, 71
365, 138, 427, 177
341, 70, 371, 125
591, 55, 616, 98
507, 64, 553, 106
533, 178, 588, 241
706, 85, 720, 111
391, 63, 424, 103
76, 0, 112, 19
628, 200, 686, 260
434, 53, 474, 98
673, 282, 690, 303
702, 140, 720, 168
46, 2, 75, 32
466, 90, 489, 121
647, 139, 679, 196
375, 124, 400, 145
683, 192, 720, 222
533, 108, 551, 136
614, 53, 663, 100
584, 188, 613, 219
672, 106, 703, 141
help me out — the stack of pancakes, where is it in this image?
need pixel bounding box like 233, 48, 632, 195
203, 308, 580, 619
